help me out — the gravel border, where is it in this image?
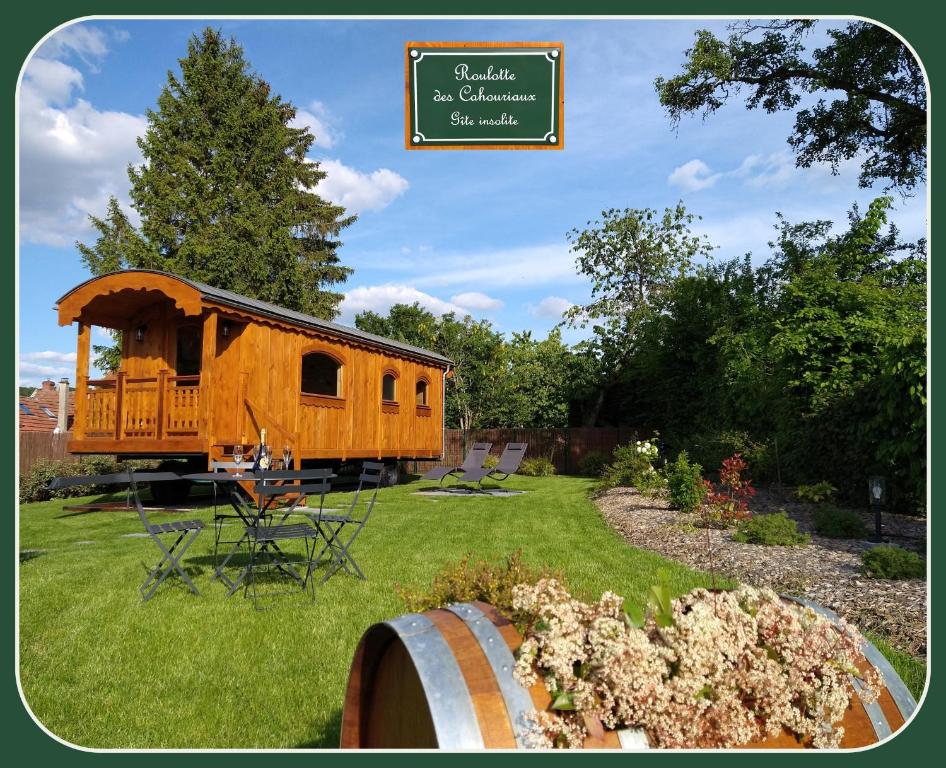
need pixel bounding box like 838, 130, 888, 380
597, 487, 927, 657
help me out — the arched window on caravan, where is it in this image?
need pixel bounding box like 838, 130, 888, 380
382, 371, 398, 403
415, 378, 429, 406
301, 352, 341, 397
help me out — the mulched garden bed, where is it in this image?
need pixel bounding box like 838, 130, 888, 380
597, 487, 927, 657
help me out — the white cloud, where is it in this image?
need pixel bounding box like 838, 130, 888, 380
20, 362, 74, 384
291, 100, 340, 149
668, 159, 721, 192
19, 32, 146, 247
36, 25, 111, 69
411, 243, 576, 289
669, 151, 867, 196
696, 214, 779, 257
316, 159, 408, 214
339, 284, 467, 321
742, 151, 797, 189
19, 350, 78, 385
532, 296, 574, 318
22, 350, 77, 364
21, 57, 83, 106
450, 291, 504, 312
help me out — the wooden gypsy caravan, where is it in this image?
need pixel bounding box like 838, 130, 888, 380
56, 269, 451, 496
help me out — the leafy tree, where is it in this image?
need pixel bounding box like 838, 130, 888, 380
77, 199, 152, 373
566, 340, 611, 427
594, 197, 925, 509
437, 316, 507, 430
77, 28, 353, 320
563, 202, 713, 424
497, 330, 575, 428
354, 303, 440, 351
565, 202, 713, 342
655, 20, 927, 191
90, 336, 123, 375
621, 255, 770, 440
766, 197, 926, 504
76, 197, 156, 275
355, 304, 584, 430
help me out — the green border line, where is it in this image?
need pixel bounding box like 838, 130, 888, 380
6, 2, 937, 765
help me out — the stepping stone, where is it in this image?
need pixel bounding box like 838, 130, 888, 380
120, 533, 151, 538
75, 540, 98, 545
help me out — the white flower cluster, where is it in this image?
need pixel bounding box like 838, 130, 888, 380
511, 580, 882, 749
635, 439, 659, 460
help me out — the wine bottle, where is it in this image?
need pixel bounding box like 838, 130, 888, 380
260, 429, 271, 470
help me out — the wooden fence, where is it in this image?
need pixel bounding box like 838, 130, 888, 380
18, 431, 78, 477
411, 427, 641, 475
20, 427, 641, 479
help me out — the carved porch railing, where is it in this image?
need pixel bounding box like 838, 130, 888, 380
80, 372, 201, 441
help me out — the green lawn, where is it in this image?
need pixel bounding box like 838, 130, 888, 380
18, 475, 924, 748
19, 475, 723, 748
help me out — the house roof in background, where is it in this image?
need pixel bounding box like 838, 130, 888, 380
19, 380, 75, 432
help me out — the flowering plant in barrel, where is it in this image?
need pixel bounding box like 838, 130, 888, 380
511, 579, 882, 749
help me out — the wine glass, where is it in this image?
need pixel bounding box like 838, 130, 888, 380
282, 444, 292, 470
232, 444, 244, 477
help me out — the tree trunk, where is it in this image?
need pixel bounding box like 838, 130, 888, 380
582, 388, 606, 427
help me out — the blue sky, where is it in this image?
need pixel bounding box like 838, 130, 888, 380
17, 18, 927, 386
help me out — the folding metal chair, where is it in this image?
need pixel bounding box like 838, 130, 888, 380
261, 467, 333, 522
210, 460, 257, 567
309, 462, 383, 585
217, 470, 331, 607
128, 471, 205, 601
46, 470, 204, 602
421, 442, 492, 485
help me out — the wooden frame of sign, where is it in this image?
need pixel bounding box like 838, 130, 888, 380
405, 41, 565, 150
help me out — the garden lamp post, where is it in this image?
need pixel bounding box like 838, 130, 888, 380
868, 476, 886, 543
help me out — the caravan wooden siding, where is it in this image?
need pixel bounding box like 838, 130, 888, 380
209, 315, 445, 461
56, 270, 449, 464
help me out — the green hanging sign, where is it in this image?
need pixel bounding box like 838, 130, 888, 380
405, 42, 564, 150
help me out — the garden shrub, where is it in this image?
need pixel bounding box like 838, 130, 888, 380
861, 545, 925, 580
482, 453, 500, 469
600, 438, 665, 494
578, 450, 608, 478
518, 457, 555, 477
732, 511, 810, 546
396, 550, 562, 616
812, 505, 868, 539
19, 455, 148, 503
687, 431, 773, 482
795, 481, 837, 504
700, 453, 755, 527
665, 451, 707, 513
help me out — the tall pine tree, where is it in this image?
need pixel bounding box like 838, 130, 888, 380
77, 28, 354, 320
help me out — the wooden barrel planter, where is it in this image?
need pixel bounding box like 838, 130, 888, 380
340, 598, 917, 749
